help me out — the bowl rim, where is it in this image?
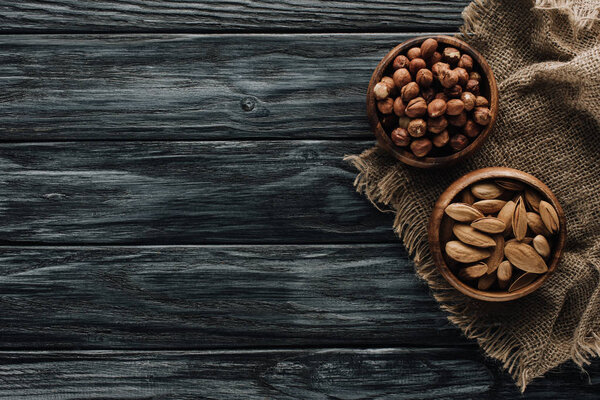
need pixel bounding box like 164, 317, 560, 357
366, 35, 498, 169
428, 167, 567, 302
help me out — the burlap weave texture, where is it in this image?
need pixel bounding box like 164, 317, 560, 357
346, 0, 600, 389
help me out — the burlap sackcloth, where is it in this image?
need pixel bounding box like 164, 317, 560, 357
346, 0, 600, 390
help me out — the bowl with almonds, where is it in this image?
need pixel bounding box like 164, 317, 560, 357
367, 35, 498, 168
428, 168, 567, 301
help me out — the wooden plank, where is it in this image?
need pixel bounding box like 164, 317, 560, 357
1, 1, 468, 33
0, 33, 448, 141
0, 349, 596, 399
0, 244, 464, 349
0, 140, 395, 244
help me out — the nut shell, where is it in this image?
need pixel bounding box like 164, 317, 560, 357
392, 68, 411, 89
390, 127, 411, 147
409, 58, 427, 76
410, 138, 432, 157
407, 118, 427, 137
393, 97, 405, 117
446, 99, 465, 116
392, 55, 410, 70
406, 47, 422, 60
420, 38, 438, 59
405, 97, 427, 118
416, 69, 433, 88
427, 99, 447, 118
401, 82, 420, 102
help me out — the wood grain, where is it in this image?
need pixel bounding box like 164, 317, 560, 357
0, 244, 464, 349
0, 140, 395, 244
0, 33, 458, 141
0, 1, 468, 33
0, 349, 596, 399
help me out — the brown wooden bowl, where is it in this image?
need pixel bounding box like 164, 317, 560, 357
367, 35, 498, 168
428, 168, 567, 302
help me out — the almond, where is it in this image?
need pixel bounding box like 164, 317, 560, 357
495, 179, 525, 191
452, 224, 496, 248
458, 262, 488, 280
445, 241, 491, 263
461, 189, 475, 205
539, 200, 559, 234
508, 273, 537, 292
486, 235, 504, 273
512, 197, 527, 241
524, 189, 542, 212
497, 260, 513, 289
532, 235, 551, 258
497, 200, 515, 234
471, 182, 503, 199
526, 212, 550, 236
444, 203, 484, 222
471, 217, 506, 234
478, 271, 497, 290
504, 241, 548, 273
472, 199, 507, 214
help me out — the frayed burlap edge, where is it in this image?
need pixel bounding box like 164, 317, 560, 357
344, 146, 600, 390
534, 0, 600, 31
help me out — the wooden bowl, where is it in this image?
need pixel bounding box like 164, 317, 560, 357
428, 168, 567, 302
366, 35, 498, 168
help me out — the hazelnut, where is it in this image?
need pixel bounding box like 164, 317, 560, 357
406, 47, 422, 60
434, 92, 449, 102
408, 118, 427, 137
463, 120, 481, 138
431, 62, 450, 78
455, 67, 469, 86
458, 54, 473, 71
428, 116, 448, 134
393, 97, 405, 117
446, 99, 465, 116
381, 76, 396, 95
448, 111, 467, 127
450, 134, 469, 151
461, 92, 476, 111
391, 127, 411, 147
401, 82, 420, 102
475, 96, 489, 107
440, 69, 459, 88
381, 114, 398, 131
465, 79, 480, 95
428, 98, 447, 118
373, 81, 391, 100
416, 69, 433, 88
409, 58, 427, 76
444, 84, 462, 98
429, 51, 442, 66
393, 55, 410, 70
405, 97, 427, 118
421, 87, 436, 103
473, 107, 492, 125
443, 47, 461, 64
469, 71, 482, 81
420, 38, 438, 59
393, 68, 412, 89
432, 129, 450, 148
398, 116, 411, 129
410, 138, 433, 157
377, 97, 394, 114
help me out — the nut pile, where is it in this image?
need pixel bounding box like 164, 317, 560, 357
373, 38, 492, 158
442, 179, 559, 292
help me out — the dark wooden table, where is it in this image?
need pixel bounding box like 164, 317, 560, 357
0, 1, 597, 398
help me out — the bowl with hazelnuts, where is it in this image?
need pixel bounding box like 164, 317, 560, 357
367, 36, 498, 168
